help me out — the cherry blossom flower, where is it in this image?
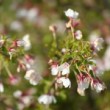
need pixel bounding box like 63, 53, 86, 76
51, 63, 59, 75
58, 62, 70, 75
91, 38, 104, 52
13, 89, 35, 110
17, 55, 35, 72
10, 21, 23, 32
64, 9, 79, 19
16, 8, 28, 19
13, 90, 22, 98
38, 94, 56, 105
25, 69, 34, 80
56, 77, 71, 88
25, 69, 42, 85
17, 7, 38, 23
91, 78, 106, 93
16, 40, 25, 47
76, 73, 90, 96
26, 8, 38, 22
75, 30, 82, 40
22, 34, 31, 51
0, 82, 4, 93
89, 59, 104, 76
23, 54, 34, 69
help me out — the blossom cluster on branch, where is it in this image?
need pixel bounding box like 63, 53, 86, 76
0, 8, 106, 107
47, 8, 106, 100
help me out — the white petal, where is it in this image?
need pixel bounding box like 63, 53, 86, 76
51, 65, 59, 75
64, 9, 79, 19
78, 79, 89, 90
26, 8, 38, 22
95, 83, 105, 93
75, 30, 82, 40
77, 88, 85, 96
23, 34, 31, 51
20, 96, 32, 106
94, 38, 104, 51
29, 74, 42, 86
38, 95, 56, 105
57, 77, 71, 88
10, 21, 23, 32
58, 62, 70, 75
17, 40, 25, 47
13, 90, 22, 98
62, 78, 71, 88
24, 69, 34, 80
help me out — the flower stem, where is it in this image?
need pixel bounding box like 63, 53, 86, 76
4, 63, 12, 77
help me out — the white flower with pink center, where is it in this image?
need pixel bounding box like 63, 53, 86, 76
25, 69, 42, 85
58, 62, 70, 75
13, 89, 34, 109
91, 78, 106, 93
23, 55, 34, 69
76, 73, 90, 96
56, 77, 71, 88
91, 38, 104, 51
38, 94, 56, 105
64, 9, 79, 19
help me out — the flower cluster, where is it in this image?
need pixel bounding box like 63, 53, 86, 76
0, 35, 31, 92
17, 54, 42, 85
0, 34, 42, 94
13, 88, 36, 109
48, 8, 106, 98
50, 61, 71, 88
38, 94, 56, 105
